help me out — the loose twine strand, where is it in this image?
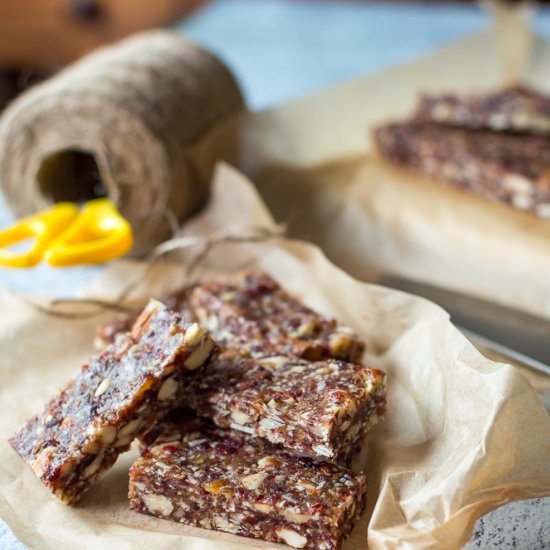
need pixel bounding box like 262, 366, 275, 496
6, 224, 286, 320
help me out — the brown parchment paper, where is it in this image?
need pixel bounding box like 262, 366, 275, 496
187, 28, 550, 322
0, 164, 549, 550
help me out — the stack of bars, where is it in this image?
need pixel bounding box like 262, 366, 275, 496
374, 86, 550, 219
11, 270, 387, 549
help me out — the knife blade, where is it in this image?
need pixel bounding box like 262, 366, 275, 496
378, 275, 550, 377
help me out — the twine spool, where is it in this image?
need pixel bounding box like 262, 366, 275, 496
0, 30, 245, 256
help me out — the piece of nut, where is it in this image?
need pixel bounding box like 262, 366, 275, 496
488, 112, 507, 130
230, 422, 254, 435
275, 527, 308, 549
81, 439, 101, 455
259, 417, 285, 431
131, 300, 161, 340
205, 314, 219, 331
158, 378, 178, 401
512, 193, 534, 210
52, 487, 73, 505
503, 174, 533, 195
257, 356, 288, 369
184, 339, 214, 370
253, 503, 274, 514
184, 323, 206, 346
283, 510, 312, 524
58, 462, 74, 480
311, 423, 331, 438
329, 333, 354, 354
199, 517, 212, 529
114, 434, 134, 448
312, 444, 333, 458
195, 308, 218, 331
40, 414, 53, 426
204, 479, 232, 495
94, 378, 111, 397
511, 111, 529, 129
287, 365, 306, 374
230, 409, 252, 425
118, 419, 142, 439
290, 321, 314, 338
432, 103, 451, 121
31, 446, 55, 477
213, 516, 237, 533
239, 472, 267, 491
88, 424, 117, 446
257, 456, 282, 469
536, 203, 550, 219
295, 479, 317, 493
83, 453, 103, 477
142, 493, 174, 516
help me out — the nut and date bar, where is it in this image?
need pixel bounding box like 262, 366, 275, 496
184, 352, 386, 464
190, 269, 365, 362
416, 86, 550, 134
95, 270, 366, 364
129, 421, 367, 549
10, 300, 216, 504
374, 121, 550, 218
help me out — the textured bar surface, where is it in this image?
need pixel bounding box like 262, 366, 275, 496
10, 300, 216, 504
95, 270, 365, 364
129, 422, 367, 549
190, 269, 365, 362
417, 86, 550, 134
374, 121, 550, 219
184, 352, 386, 463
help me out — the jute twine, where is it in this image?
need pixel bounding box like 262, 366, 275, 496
8, 223, 286, 319
0, 30, 245, 256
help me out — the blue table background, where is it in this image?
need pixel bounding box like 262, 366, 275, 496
1, 1, 549, 548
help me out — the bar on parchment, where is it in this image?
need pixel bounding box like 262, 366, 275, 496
183, 352, 386, 464
416, 86, 550, 134
129, 422, 367, 550
374, 121, 550, 219
95, 270, 366, 364
10, 300, 216, 505
190, 269, 365, 362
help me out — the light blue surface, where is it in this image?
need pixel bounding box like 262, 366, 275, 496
0, 0, 496, 297
1, 2, 549, 549
180, 0, 488, 110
